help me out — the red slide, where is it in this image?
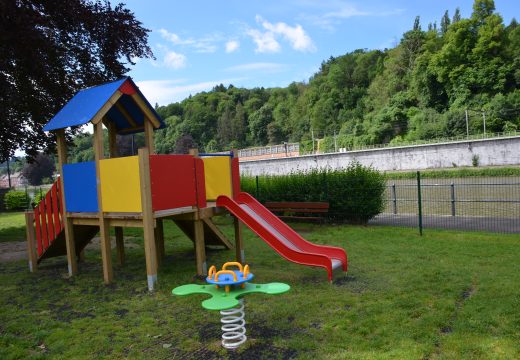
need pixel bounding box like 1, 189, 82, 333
216, 192, 347, 281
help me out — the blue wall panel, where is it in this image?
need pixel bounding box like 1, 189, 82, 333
62, 162, 99, 212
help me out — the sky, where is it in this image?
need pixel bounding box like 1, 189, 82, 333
123, 0, 518, 106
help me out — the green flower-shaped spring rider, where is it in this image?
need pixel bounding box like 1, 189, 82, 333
172, 262, 290, 349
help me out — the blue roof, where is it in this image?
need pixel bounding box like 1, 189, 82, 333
43, 77, 164, 134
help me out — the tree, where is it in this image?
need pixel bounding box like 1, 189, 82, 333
413, 16, 421, 31
21, 153, 56, 185
453, 8, 462, 23
249, 104, 274, 145
174, 134, 195, 154
441, 10, 451, 34
0, 0, 153, 163
472, 0, 495, 25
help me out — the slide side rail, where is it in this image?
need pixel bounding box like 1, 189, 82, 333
237, 192, 347, 271
216, 195, 334, 280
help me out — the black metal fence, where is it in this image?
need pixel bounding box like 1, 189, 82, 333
370, 172, 520, 234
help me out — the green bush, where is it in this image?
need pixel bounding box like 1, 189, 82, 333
4, 190, 30, 210
241, 162, 386, 224
32, 190, 46, 207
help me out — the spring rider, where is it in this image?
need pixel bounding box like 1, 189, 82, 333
172, 262, 290, 349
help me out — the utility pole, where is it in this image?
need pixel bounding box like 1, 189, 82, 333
465, 109, 469, 138
311, 129, 315, 154
334, 130, 338, 152
6, 157, 11, 188
482, 111, 486, 136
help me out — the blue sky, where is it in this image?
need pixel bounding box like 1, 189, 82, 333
125, 0, 518, 106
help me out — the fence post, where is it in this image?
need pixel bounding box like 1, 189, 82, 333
255, 175, 259, 199
450, 182, 456, 216
392, 183, 397, 214
417, 171, 423, 236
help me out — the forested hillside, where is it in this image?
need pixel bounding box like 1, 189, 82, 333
151, 0, 519, 154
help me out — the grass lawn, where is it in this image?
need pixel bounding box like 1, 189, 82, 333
1, 220, 519, 359
0, 212, 26, 243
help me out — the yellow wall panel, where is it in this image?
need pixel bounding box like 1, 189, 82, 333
203, 157, 232, 200
99, 156, 142, 212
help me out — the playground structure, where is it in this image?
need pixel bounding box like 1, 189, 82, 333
25, 77, 347, 291
172, 261, 290, 349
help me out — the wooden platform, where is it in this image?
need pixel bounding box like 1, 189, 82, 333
68, 204, 227, 228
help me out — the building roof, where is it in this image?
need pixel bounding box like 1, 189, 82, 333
43, 77, 164, 134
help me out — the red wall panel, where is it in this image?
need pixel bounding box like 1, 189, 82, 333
195, 158, 207, 208
149, 155, 198, 211
231, 157, 240, 199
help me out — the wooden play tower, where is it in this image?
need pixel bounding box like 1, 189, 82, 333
25, 77, 243, 291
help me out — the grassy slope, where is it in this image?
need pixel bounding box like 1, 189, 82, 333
0, 221, 519, 359
0, 212, 26, 243
384, 166, 520, 180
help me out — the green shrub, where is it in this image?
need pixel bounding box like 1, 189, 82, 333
4, 190, 30, 210
32, 190, 46, 207
241, 162, 386, 224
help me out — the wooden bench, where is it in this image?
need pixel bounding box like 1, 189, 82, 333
264, 201, 329, 222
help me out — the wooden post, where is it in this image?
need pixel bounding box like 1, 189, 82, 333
115, 227, 125, 266
138, 147, 158, 291
194, 219, 207, 275
108, 122, 118, 158
144, 119, 155, 154
189, 148, 207, 274
25, 211, 37, 272
155, 219, 165, 266
94, 122, 113, 284
231, 149, 244, 263
56, 129, 77, 276
108, 122, 125, 265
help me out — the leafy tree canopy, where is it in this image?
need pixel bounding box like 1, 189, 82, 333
21, 152, 55, 185
0, 0, 153, 162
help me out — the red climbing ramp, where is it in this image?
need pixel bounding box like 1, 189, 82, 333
216, 192, 347, 281
33, 178, 98, 263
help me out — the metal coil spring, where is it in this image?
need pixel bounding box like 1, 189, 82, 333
220, 299, 246, 349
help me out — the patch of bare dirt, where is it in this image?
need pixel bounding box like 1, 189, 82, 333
0, 236, 137, 263
0, 241, 27, 262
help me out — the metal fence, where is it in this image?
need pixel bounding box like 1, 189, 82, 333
370, 173, 520, 234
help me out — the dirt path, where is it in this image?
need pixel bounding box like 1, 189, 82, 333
0, 241, 27, 262
0, 237, 138, 263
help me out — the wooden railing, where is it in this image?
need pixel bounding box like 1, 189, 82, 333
34, 178, 64, 257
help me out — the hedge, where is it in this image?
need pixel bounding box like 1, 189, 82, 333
4, 190, 30, 210
241, 162, 386, 224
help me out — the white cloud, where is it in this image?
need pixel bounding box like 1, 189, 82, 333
136, 78, 247, 105
258, 16, 316, 52
225, 40, 240, 53
192, 40, 218, 53
298, 2, 405, 31
164, 51, 187, 69
322, 3, 369, 19
246, 16, 315, 53
224, 62, 285, 73
246, 28, 281, 53
158, 28, 184, 44
158, 28, 220, 53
